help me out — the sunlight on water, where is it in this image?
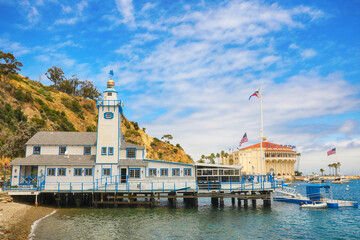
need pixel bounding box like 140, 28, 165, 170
34, 180, 360, 240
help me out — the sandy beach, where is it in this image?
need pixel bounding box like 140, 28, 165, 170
0, 200, 56, 240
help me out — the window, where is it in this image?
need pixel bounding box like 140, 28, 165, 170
184, 168, 191, 176
149, 168, 157, 177
104, 112, 113, 119
47, 168, 55, 176
160, 168, 168, 176
58, 168, 66, 176
74, 168, 82, 176
102, 147, 107, 155
33, 146, 41, 155
85, 168, 93, 176
108, 92, 112, 96
108, 147, 114, 155
126, 149, 136, 158
59, 146, 66, 155
103, 168, 111, 176
84, 147, 91, 155
172, 168, 180, 176
129, 168, 140, 178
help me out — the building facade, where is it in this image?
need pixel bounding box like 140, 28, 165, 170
220, 142, 296, 176
9, 80, 243, 193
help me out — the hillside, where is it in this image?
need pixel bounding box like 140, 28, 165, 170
0, 73, 193, 164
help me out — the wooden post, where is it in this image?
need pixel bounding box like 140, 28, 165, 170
244, 193, 248, 208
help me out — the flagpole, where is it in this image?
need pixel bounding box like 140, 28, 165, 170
259, 85, 263, 175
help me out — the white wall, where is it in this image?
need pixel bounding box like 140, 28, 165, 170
96, 105, 120, 164
26, 145, 96, 156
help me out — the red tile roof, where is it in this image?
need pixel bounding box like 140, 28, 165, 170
240, 142, 295, 152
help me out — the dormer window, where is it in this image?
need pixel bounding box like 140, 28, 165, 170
33, 146, 41, 155
126, 149, 136, 159
108, 92, 112, 96
59, 147, 66, 155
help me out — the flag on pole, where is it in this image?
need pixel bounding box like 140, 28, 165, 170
249, 87, 260, 100
327, 148, 336, 156
239, 133, 248, 147
109, 70, 114, 76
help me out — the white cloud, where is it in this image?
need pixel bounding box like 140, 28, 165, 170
54, 17, 79, 25
301, 48, 317, 59
339, 120, 358, 134
0, 38, 30, 56
61, 5, 72, 14
289, 43, 299, 49
115, 0, 135, 26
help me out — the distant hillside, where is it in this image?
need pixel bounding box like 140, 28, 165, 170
0, 73, 193, 164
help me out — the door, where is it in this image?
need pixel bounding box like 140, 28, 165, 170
120, 168, 127, 183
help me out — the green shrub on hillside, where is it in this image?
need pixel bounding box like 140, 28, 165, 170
31, 118, 46, 128
86, 125, 97, 132
61, 97, 84, 119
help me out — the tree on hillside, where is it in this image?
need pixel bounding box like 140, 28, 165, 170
0, 50, 23, 79
78, 80, 101, 100
45, 66, 65, 87
161, 134, 173, 143
58, 75, 80, 95
320, 168, 324, 176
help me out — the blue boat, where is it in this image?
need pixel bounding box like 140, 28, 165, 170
274, 184, 358, 208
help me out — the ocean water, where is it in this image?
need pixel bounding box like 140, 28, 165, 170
33, 180, 360, 240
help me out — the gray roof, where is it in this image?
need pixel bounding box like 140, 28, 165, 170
119, 159, 146, 166
11, 155, 95, 166
26, 132, 97, 146
120, 141, 145, 150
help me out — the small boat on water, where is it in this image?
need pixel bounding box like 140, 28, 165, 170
300, 202, 328, 209
332, 176, 350, 184
274, 184, 358, 208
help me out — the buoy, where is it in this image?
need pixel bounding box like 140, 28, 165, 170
346, 185, 349, 187
346, 188, 349, 191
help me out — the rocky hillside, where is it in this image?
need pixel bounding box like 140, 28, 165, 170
0, 73, 193, 164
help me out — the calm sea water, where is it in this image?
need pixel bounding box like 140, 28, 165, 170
34, 180, 360, 240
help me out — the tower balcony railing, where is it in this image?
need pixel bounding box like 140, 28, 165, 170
97, 100, 123, 107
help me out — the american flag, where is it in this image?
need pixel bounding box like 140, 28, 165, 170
239, 133, 248, 147
327, 148, 336, 156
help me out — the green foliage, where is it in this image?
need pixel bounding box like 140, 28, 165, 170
142, 127, 146, 132
153, 137, 161, 142
295, 171, 302, 176
0, 50, 23, 77
14, 88, 33, 103
14, 107, 27, 122
61, 97, 84, 119
158, 152, 163, 159
173, 148, 178, 154
58, 75, 80, 95
83, 102, 95, 111
124, 121, 130, 129
78, 80, 101, 100
86, 125, 97, 132
161, 134, 173, 143
176, 143, 183, 149
35, 98, 44, 106
39, 104, 75, 131
125, 129, 141, 138
126, 139, 139, 145
45, 66, 65, 87
198, 159, 205, 163
131, 121, 139, 130
187, 154, 193, 161
31, 118, 46, 128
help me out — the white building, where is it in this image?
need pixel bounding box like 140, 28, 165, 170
10, 80, 198, 192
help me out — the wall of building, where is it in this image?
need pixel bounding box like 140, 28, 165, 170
25, 145, 96, 157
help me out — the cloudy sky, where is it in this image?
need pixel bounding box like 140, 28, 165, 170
1, 0, 360, 174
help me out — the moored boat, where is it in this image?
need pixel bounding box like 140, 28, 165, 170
332, 176, 350, 184
300, 202, 327, 208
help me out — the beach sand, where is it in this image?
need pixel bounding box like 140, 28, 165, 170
0, 201, 56, 240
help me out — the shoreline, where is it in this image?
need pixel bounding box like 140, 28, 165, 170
0, 201, 56, 240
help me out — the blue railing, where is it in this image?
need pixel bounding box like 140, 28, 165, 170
6, 174, 279, 193
19, 175, 38, 185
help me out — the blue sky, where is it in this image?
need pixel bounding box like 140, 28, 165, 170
1, 0, 360, 174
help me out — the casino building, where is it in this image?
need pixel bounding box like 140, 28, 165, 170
220, 141, 297, 176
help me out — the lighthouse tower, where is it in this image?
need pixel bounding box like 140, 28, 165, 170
95, 79, 123, 164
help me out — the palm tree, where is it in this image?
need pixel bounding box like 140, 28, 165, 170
337, 162, 341, 175
320, 168, 324, 176
328, 164, 331, 175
